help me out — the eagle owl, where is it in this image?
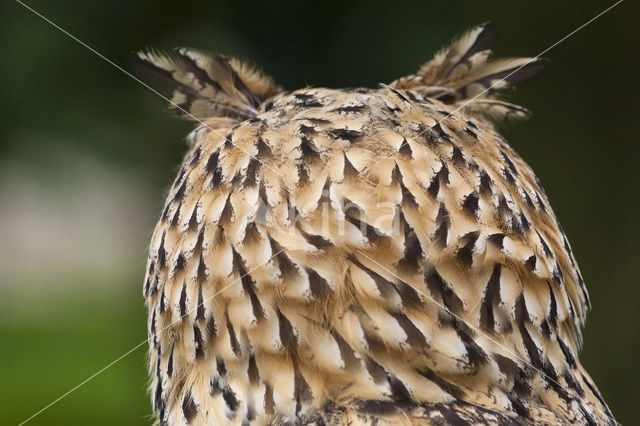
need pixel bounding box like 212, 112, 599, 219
137, 24, 615, 425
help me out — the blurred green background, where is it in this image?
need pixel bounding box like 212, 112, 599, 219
2, 0, 638, 424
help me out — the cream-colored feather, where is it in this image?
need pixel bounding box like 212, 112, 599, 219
140, 24, 613, 426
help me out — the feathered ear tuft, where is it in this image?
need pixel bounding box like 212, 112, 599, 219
134, 48, 280, 122
390, 23, 545, 121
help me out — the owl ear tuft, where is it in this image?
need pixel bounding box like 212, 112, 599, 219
134, 48, 280, 122
389, 23, 546, 121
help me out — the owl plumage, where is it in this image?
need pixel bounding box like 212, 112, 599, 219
138, 24, 614, 425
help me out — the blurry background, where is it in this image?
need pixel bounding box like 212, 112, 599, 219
2, 0, 638, 424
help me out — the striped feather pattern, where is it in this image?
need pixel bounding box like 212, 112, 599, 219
390, 24, 546, 120
134, 48, 279, 121
140, 25, 614, 426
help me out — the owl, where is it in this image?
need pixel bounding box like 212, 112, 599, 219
137, 24, 615, 425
